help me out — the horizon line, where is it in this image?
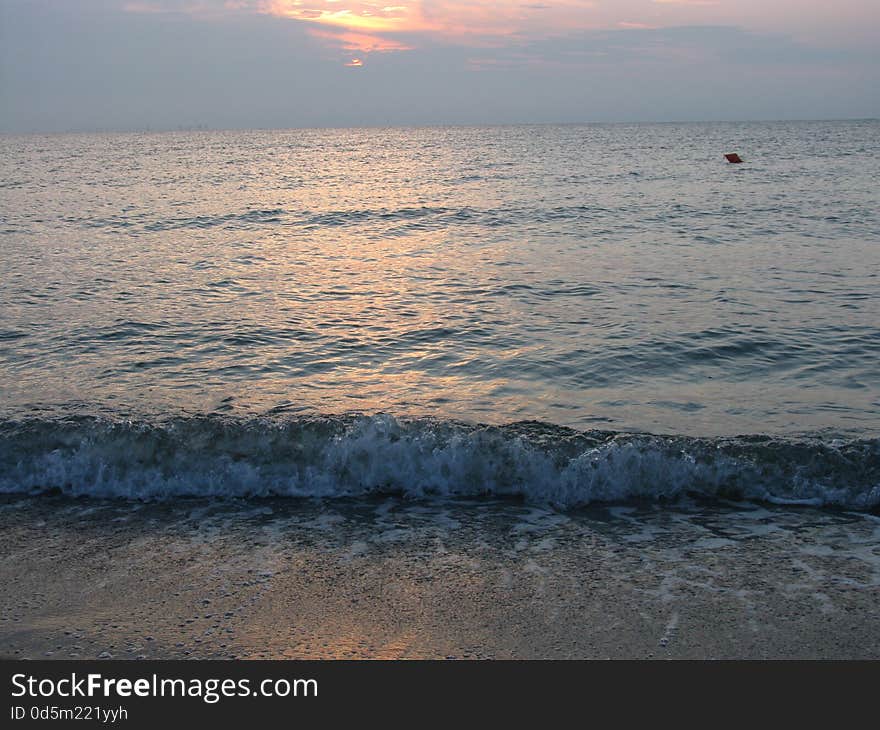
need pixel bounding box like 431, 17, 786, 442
2, 116, 878, 137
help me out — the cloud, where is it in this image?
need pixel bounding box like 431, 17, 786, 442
652, 1, 718, 5
3, 0, 878, 131
258, 1, 602, 44
464, 23, 871, 73
123, 0, 254, 16
246, 1, 607, 58
309, 27, 415, 53
116, 0, 880, 62
260, 1, 421, 33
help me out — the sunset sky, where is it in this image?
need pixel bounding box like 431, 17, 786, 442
1, 0, 878, 131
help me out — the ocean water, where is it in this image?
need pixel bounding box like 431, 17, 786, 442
1, 121, 879, 508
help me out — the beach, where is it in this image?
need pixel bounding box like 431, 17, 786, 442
2, 121, 879, 661
3, 495, 878, 660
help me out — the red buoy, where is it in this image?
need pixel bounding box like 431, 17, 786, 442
725, 153, 744, 164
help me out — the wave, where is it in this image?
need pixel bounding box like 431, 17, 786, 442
0, 415, 878, 509
72, 204, 617, 234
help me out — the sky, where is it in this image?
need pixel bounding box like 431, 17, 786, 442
1, 0, 878, 131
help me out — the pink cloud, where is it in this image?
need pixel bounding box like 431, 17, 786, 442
308, 27, 415, 53
121, 1, 880, 61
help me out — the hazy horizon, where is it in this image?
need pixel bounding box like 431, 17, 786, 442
2, 1, 878, 133
4, 116, 880, 136
1, 117, 879, 137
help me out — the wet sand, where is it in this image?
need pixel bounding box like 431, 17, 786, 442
1, 495, 879, 659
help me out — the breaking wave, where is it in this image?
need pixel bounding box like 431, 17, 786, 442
0, 414, 878, 509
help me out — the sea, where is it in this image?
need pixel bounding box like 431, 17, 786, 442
1, 121, 879, 509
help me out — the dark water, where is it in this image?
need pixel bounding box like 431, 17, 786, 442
1, 122, 878, 506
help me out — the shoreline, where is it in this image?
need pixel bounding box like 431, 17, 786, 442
2, 496, 879, 660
